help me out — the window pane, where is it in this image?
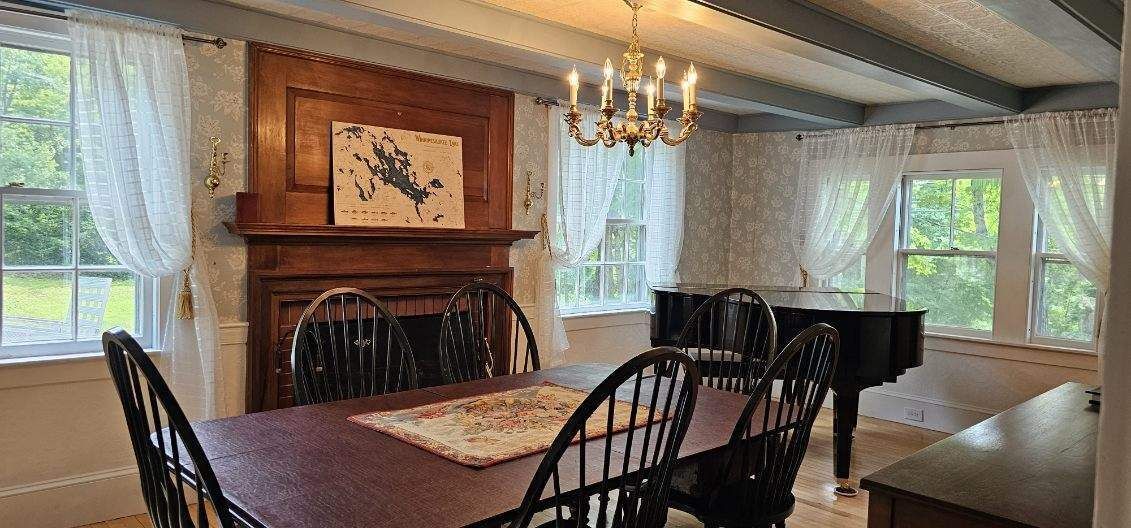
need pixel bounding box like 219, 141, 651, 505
624, 154, 644, 182
608, 180, 626, 219
79, 206, 119, 266
3, 271, 73, 345
626, 263, 645, 302
904, 254, 995, 332
585, 243, 601, 263
555, 268, 579, 309
4, 198, 73, 266
0, 46, 70, 121
579, 265, 600, 307
1037, 260, 1096, 342
78, 271, 134, 339
605, 264, 624, 304
626, 224, 643, 261
624, 181, 644, 221
952, 178, 1000, 251
0, 122, 71, 189
827, 257, 865, 292
605, 224, 625, 262
907, 179, 952, 250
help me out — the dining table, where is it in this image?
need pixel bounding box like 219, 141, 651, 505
177, 363, 759, 528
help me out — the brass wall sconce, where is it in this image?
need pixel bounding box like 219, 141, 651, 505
523, 169, 545, 215
205, 136, 230, 198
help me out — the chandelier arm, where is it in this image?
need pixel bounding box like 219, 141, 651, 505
659, 123, 698, 146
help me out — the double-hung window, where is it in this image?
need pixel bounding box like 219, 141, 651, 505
0, 24, 157, 360
555, 154, 648, 314
898, 170, 1001, 336
1030, 221, 1098, 345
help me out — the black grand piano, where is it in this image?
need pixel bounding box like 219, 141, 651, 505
651, 284, 925, 496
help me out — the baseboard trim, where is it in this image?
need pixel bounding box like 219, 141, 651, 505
0, 466, 144, 528
857, 388, 998, 434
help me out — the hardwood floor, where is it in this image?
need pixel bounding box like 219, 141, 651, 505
78, 413, 947, 528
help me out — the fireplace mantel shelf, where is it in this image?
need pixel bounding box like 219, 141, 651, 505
224, 222, 539, 244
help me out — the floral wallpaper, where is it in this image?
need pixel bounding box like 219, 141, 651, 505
680, 128, 734, 284
186, 39, 249, 324
726, 119, 1014, 286
510, 95, 549, 307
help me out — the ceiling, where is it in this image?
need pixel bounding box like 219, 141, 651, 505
807, 0, 1109, 87
220, 0, 1121, 131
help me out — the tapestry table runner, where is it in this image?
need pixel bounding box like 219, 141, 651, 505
348, 382, 658, 468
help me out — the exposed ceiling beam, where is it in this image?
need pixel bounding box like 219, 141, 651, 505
689, 0, 1024, 114
972, 0, 1120, 80
1050, 0, 1124, 49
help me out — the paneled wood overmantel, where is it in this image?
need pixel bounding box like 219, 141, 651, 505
232, 43, 536, 412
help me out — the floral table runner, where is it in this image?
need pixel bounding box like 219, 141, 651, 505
348, 382, 657, 468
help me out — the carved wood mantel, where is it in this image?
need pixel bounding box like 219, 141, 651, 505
230, 44, 536, 412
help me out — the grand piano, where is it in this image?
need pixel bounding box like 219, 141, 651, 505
651, 284, 925, 496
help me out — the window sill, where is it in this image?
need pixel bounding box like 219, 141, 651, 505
562, 308, 651, 332
923, 331, 1098, 370
0, 348, 163, 390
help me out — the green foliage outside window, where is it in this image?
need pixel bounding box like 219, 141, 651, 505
902, 176, 1001, 332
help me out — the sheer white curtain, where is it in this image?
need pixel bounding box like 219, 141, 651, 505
69, 10, 222, 420
643, 130, 685, 286
534, 105, 626, 365
792, 124, 915, 282
1005, 108, 1117, 294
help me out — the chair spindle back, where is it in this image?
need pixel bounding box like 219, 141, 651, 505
509, 347, 700, 528
103, 328, 237, 528
675, 287, 777, 394
291, 288, 418, 405
438, 281, 540, 384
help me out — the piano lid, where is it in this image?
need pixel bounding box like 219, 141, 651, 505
651, 283, 925, 315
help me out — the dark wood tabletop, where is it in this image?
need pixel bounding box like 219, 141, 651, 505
861, 382, 1097, 528
182, 363, 754, 528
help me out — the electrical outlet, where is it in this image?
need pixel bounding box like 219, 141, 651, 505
904, 407, 925, 422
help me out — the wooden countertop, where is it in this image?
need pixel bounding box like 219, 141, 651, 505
861, 382, 1097, 528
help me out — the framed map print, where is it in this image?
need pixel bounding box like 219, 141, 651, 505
331, 121, 465, 228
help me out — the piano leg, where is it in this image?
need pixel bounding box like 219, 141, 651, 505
833, 389, 860, 497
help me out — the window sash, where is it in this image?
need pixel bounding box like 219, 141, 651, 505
1028, 221, 1099, 346
897, 171, 1002, 338
0, 37, 158, 359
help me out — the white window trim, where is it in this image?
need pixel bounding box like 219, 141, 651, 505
1027, 219, 1103, 348
0, 16, 163, 361
556, 155, 650, 316
895, 168, 1002, 339
863, 149, 1096, 355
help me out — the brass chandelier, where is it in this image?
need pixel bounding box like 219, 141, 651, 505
565, 0, 701, 156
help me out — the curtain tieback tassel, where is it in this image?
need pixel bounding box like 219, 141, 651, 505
176, 268, 194, 320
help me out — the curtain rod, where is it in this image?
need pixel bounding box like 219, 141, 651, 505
795, 119, 1004, 141
0, 3, 227, 48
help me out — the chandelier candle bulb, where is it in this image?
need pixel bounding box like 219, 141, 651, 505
681, 75, 690, 109
687, 63, 698, 107
568, 67, 579, 109
656, 57, 666, 101
601, 84, 609, 107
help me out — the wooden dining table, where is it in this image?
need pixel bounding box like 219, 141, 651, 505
179, 363, 756, 528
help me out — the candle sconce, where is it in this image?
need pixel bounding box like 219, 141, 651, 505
204, 136, 230, 198
523, 169, 545, 215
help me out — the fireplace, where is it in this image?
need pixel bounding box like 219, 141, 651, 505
231, 44, 535, 412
